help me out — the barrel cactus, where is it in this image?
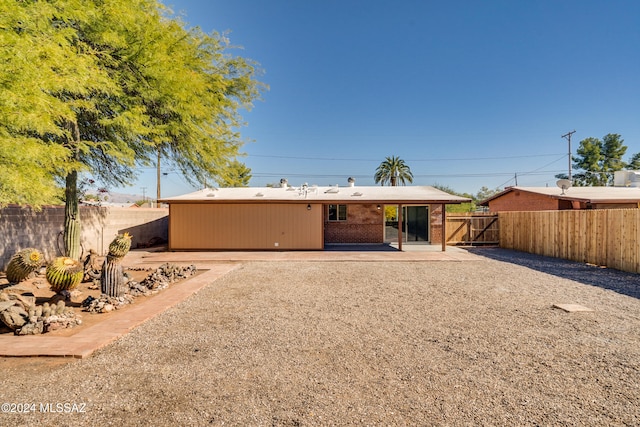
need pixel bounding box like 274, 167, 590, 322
108, 232, 132, 258
101, 233, 133, 297
46, 257, 83, 293
6, 248, 43, 283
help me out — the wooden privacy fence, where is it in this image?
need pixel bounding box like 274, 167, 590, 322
446, 213, 499, 245
499, 209, 640, 274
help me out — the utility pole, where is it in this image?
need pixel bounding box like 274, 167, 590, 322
561, 130, 576, 181
141, 187, 147, 203
156, 149, 161, 208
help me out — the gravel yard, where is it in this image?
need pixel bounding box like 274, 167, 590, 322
1, 248, 639, 426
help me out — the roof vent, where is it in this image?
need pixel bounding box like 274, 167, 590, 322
352, 191, 363, 196
279, 178, 288, 188
206, 193, 216, 197
324, 186, 340, 194
300, 183, 309, 198
348, 177, 355, 187
255, 192, 264, 197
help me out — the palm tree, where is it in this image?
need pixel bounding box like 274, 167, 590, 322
374, 156, 414, 186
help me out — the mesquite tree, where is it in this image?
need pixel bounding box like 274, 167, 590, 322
0, 0, 265, 258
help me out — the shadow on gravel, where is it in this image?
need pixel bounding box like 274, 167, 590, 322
467, 247, 640, 300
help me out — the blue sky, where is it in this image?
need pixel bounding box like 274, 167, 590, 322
120, 0, 640, 198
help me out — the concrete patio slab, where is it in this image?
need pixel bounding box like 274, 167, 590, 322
130, 245, 482, 266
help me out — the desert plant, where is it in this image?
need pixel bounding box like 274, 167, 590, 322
101, 233, 133, 298
56, 300, 66, 315
6, 248, 43, 283
46, 257, 83, 293
108, 232, 132, 258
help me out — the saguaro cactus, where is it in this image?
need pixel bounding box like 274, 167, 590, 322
101, 233, 132, 297
64, 170, 81, 260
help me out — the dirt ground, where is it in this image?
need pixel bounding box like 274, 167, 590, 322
0, 251, 640, 426
0, 250, 639, 426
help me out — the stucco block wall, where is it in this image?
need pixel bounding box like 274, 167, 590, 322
324, 203, 384, 244
82, 207, 168, 255
488, 191, 561, 212
0, 206, 168, 270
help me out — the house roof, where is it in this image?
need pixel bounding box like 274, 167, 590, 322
160, 185, 471, 205
480, 186, 640, 205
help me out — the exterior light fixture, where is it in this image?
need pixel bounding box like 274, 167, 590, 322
377, 205, 381, 210
307, 204, 311, 210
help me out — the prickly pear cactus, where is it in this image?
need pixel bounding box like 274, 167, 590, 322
46, 257, 83, 293
108, 233, 132, 258
6, 248, 43, 283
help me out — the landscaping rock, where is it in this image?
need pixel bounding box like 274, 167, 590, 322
82, 263, 196, 313
0, 284, 31, 296
48, 314, 83, 331
0, 305, 29, 330
1, 295, 82, 335
6, 292, 36, 311
127, 263, 197, 296
0, 300, 16, 312
82, 293, 134, 313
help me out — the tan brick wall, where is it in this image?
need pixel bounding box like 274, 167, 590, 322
324, 203, 384, 244
0, 205, 167, 270
430, 204, 443, 244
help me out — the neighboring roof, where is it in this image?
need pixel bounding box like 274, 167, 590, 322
479, 186, 640, 205
80, 201, 138, 208
160, 185, 471, 204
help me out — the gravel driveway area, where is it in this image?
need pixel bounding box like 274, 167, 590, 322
1, 248, 639, 426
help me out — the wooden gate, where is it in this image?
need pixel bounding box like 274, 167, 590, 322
446, 213, 499, 245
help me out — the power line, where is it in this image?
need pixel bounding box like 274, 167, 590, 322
133, 153, 566, 171
251, 170, 566, 179
247, 153, 566, 162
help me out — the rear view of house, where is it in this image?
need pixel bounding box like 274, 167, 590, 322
160, 181, 470, 251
